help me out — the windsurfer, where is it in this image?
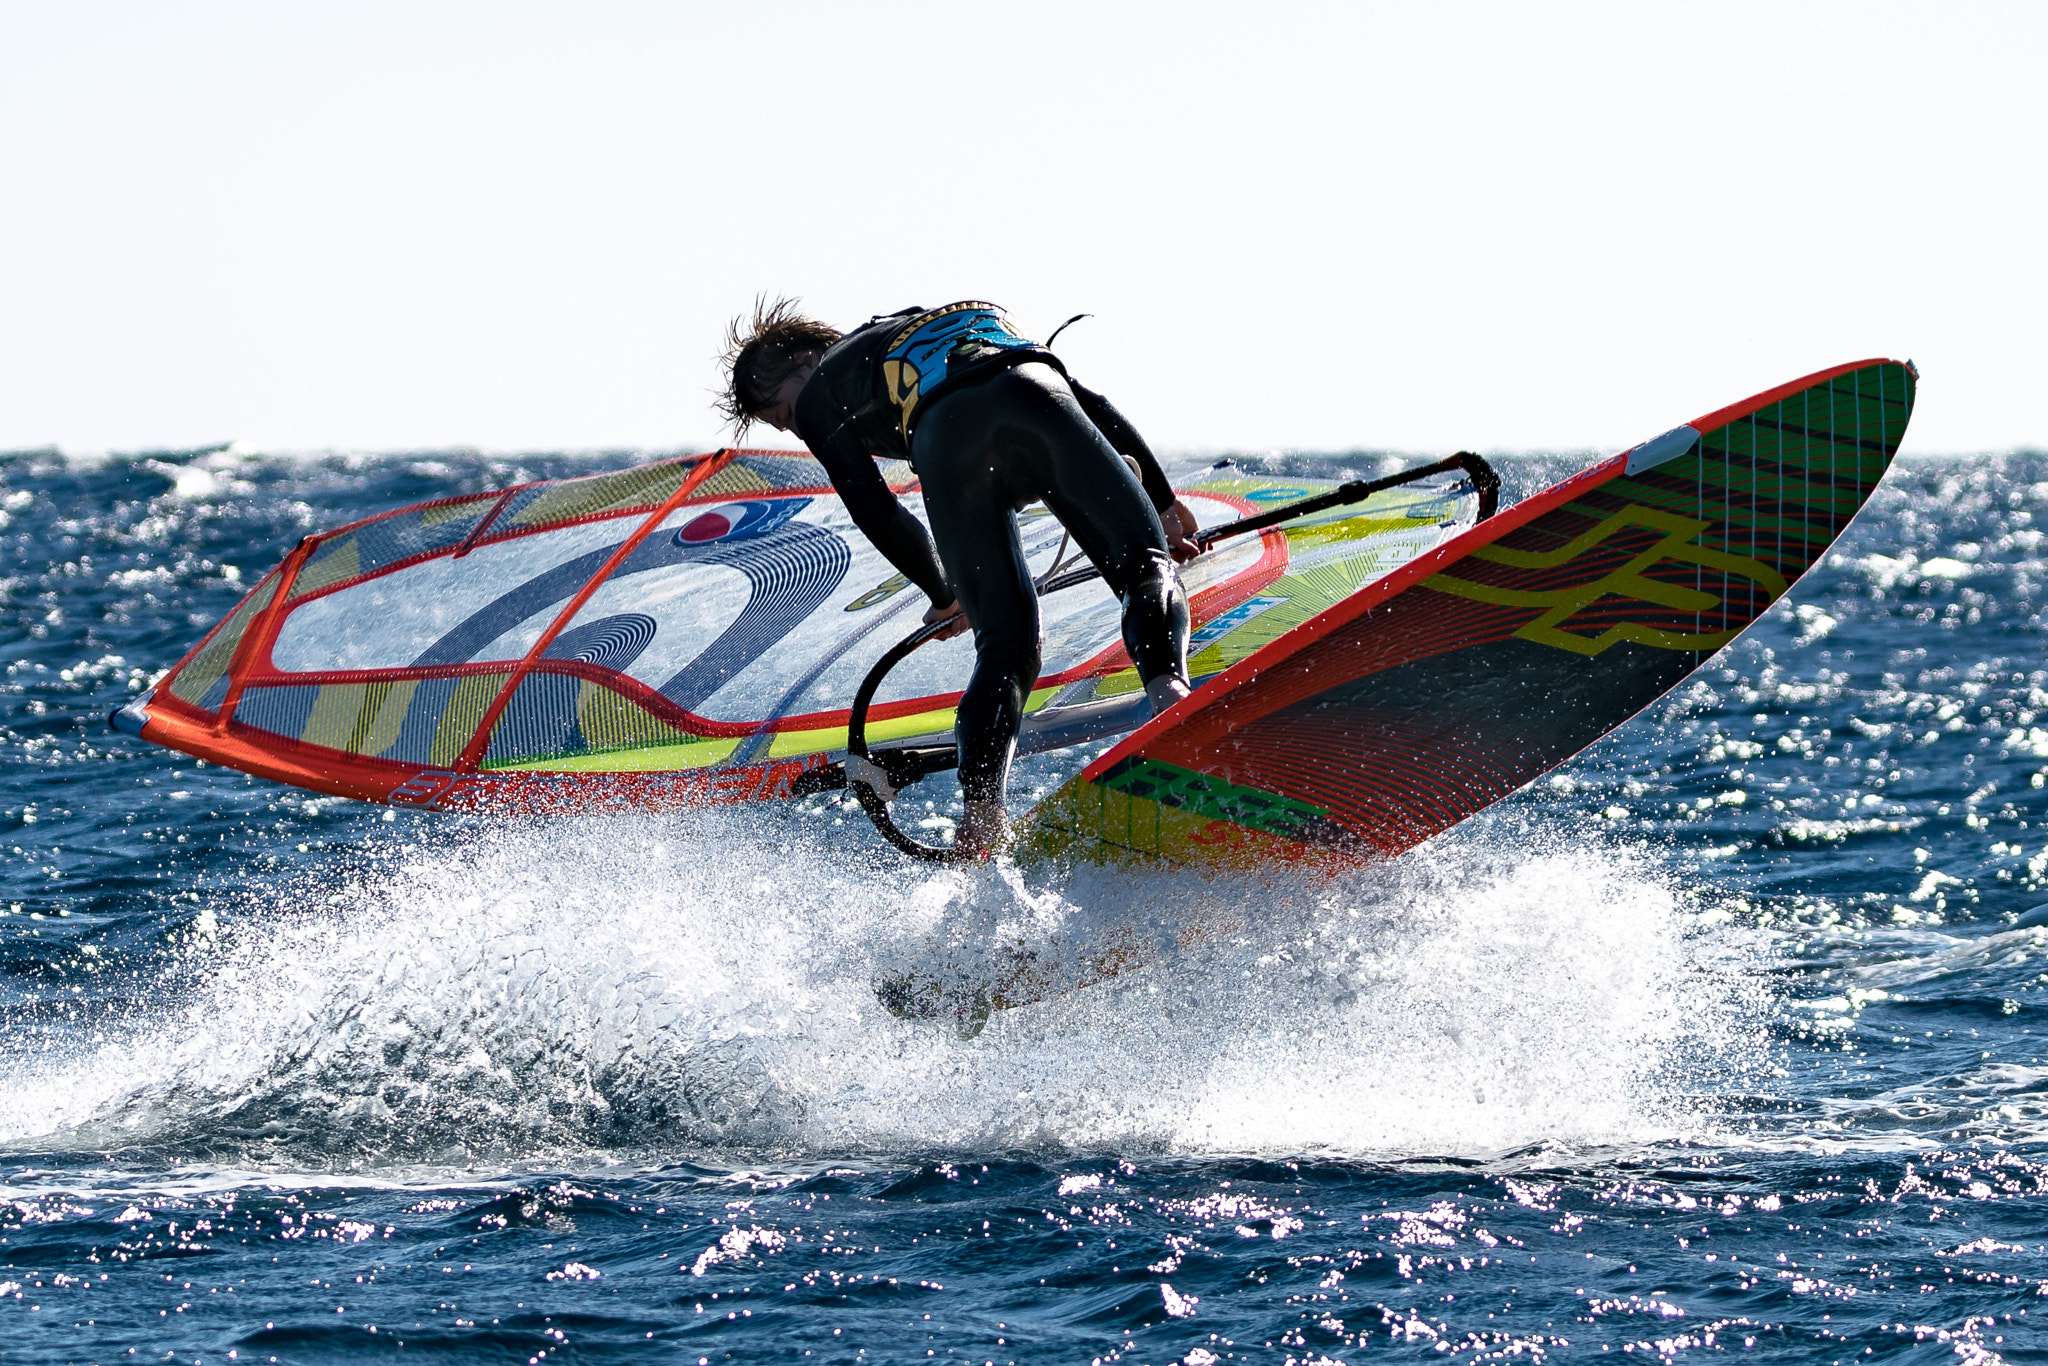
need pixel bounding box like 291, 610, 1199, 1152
719, 298, 1198, 855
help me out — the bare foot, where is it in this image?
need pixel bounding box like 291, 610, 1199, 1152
1146, 675, 1192, 716
956, 798, 1011, 857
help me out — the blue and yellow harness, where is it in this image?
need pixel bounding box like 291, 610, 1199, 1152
879, 303, 1050, 440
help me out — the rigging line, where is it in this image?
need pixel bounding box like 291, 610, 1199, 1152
1044, 313, 1091, 349
1033, 528, 1074, 592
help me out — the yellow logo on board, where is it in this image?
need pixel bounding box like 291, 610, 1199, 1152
1422, 505, 1787, 657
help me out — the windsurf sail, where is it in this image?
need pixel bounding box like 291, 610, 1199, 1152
115, 449, 1486, 811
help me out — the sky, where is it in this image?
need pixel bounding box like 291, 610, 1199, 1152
1, 1, 2042, 457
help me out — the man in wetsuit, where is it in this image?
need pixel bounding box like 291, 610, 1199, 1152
719, 298, 1199, 854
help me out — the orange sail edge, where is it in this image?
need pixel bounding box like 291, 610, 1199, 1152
133, 701, 831, 816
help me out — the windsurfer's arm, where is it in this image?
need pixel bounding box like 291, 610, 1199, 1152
812, 432, 953, 607
1069, 377, 1202, 561
1069, 379, 1174, 511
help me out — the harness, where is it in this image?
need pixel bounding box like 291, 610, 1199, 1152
877, 302, 1056, 440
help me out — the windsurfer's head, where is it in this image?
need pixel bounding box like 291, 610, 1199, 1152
719, 296, 841, 437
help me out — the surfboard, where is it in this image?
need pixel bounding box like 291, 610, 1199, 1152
114, 451, 1485, 807
868, 358, 1917, 1034
1019, 358, 1918, 872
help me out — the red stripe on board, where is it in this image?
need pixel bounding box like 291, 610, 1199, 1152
1078, 453, 1622, 780
1077, 358, 1910, 785
1685, 358, 1905, 437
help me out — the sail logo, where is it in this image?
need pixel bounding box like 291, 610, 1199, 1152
672, 498, 809, 546
1421, 504, 1788, 657
1189, 595, 1286, 651
844, 571, 911, 612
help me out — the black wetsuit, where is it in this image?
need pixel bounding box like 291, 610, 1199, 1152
791, 303, 1190, 806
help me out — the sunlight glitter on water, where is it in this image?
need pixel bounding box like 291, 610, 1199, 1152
4, 446, 2048, 1363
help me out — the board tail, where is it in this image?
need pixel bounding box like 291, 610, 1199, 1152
1022, 359, 1918, 870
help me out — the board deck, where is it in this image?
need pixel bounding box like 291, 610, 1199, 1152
117, 451, 1483, 810
1020, 359, 1917, 872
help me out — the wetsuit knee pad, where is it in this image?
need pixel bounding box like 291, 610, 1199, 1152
1119, 552, 1190, 687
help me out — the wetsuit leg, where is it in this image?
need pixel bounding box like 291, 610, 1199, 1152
1110, 549, 1191, 692
910, 405, 1041, 807
912, 363, 1190, 806
982, 366, 1189, 691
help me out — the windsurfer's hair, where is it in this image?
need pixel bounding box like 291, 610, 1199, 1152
718, 296, 842, 437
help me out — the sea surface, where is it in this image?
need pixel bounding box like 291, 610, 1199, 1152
1, 443, 2045, 1365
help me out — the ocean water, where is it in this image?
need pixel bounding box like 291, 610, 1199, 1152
1, 444, 2045, 1365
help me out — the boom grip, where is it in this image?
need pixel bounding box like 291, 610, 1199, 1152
845, 618, 981, 864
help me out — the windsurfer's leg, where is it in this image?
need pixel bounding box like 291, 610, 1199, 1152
912, 394, 1043, 833
1114, 552, 1193, 711
946, 539, 1039, 813
987, 366, 1192, 702
911, 361, 1195, 839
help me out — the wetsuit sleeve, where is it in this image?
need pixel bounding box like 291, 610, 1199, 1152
810, 429, 954, 607
1069, 378, 1177, 514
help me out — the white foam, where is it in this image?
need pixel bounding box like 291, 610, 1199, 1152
0, 810, 1762, 1168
